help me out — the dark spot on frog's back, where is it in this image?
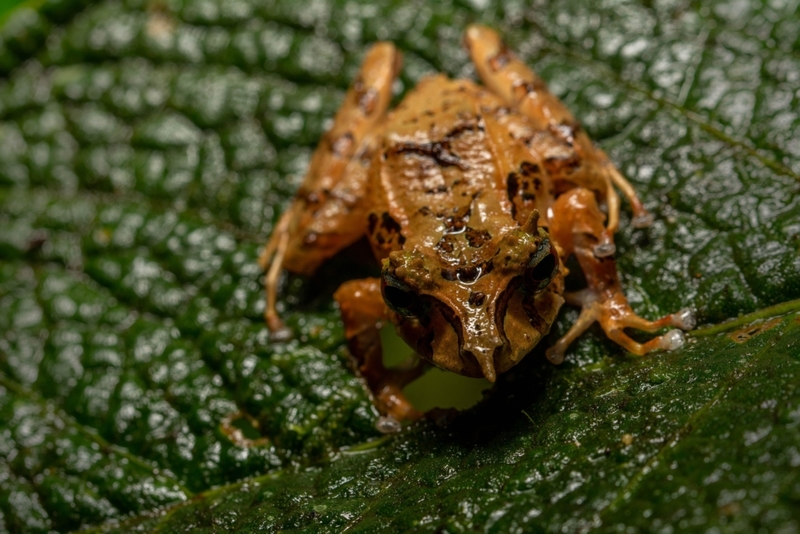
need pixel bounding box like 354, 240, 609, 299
444, 215, 467, 234
468, 291, 486, 307
391, 141, 466, 170
465, 227, 491, 248
441, 261, 493, 284
437, 235, 457, 254
444, 122, 481, 141
520, 161, 540, 177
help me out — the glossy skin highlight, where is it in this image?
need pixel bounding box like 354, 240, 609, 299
260, 25, 694, 426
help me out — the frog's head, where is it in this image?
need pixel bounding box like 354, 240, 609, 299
381, 212, 564, 381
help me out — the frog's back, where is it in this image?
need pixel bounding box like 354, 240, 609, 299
367, 75, 566, 263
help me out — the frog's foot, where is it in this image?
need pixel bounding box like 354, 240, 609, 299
260, 42, 401, 341
370, 359, 426, 430
335, 278, 425, 427
261, 210, 294, 342
546, 289, 695, 364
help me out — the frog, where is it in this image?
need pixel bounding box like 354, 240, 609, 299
259, 25, 695, 429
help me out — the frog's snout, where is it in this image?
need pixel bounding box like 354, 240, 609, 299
460, 328, 504, 382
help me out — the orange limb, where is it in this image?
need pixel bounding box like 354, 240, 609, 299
464, 24, 654, 237
260, 42, 401, 338
334, 278, 424, 428
545, 189, 694, 364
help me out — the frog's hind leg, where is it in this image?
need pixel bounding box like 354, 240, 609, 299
545, 189, 694, 364
260, 208, 294, 340
464, 24, 653, 244
260, 42, 401, 339
334, 278, 424, 428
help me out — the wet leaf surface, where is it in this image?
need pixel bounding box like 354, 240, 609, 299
0, 0, 799, 532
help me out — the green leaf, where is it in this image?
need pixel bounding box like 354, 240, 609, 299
0, 0, 799, 532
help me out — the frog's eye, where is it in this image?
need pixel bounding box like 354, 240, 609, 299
525, 242, 558, 292
382, 276, 423, 317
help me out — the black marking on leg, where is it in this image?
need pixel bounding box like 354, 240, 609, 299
358, 88, 378, 115
370, 211, 406, 250
489, 45, 511, 71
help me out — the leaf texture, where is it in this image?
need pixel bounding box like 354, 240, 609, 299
0, 0, 799, 532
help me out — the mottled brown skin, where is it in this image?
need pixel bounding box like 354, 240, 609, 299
260, 25, 694, 424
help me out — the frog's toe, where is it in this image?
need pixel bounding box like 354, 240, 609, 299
631, 212, 654, 228
375, 415, 403, 434
658, 329, 686, 351
593, 241, 616, 258
545, 346, 566, 365
673, 308, 696, 330
268, 324, 293, 343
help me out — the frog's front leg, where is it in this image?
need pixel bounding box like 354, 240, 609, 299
260, 42, 401, 339
545, 189, 695, 364
334, 278, 424, 429
464, 25, 654, 249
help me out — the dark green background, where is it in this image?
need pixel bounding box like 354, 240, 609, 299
1, 0, 799, 532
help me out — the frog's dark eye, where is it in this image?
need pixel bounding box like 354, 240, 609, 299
525, 242, 558, 293
382, 276, 423, 317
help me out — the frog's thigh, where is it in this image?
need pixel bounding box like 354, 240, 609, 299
267, 41, 400, 275
261, 42, 400, 335
463, 24, 653, 232
546, 189, 694, 362
334, 279, 422, 424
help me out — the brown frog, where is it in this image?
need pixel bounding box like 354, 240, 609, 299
260, 25, 694, 429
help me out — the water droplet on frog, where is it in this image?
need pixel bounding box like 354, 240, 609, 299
443, 216, 467, 235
